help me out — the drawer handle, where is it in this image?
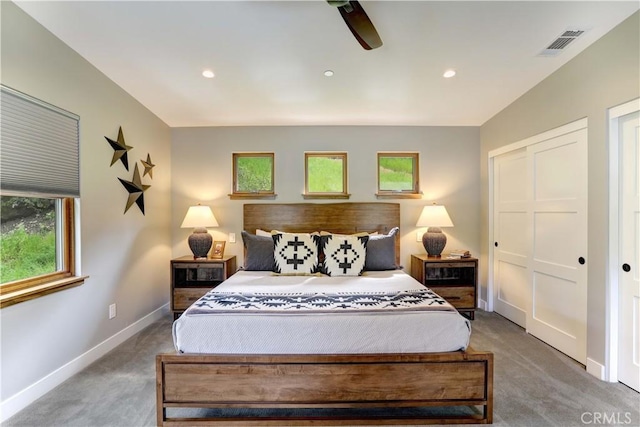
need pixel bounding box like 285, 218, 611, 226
187, 297, 198, 301
447, 296, 461, 300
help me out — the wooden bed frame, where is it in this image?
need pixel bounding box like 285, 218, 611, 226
157, 203, 493, 425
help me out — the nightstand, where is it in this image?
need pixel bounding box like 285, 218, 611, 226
410, 254, 478, 320
170, 255, 237, 319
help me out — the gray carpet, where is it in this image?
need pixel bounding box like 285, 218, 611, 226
4, 311, 638, 426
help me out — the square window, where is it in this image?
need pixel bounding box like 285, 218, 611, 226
304, 152, 349, 199
377, 152, 420, 198
231, 153, 275, 199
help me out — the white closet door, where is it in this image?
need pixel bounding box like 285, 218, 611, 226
493, 149, 529, 327
618, 110, 640, 392
526, 128, 588, 364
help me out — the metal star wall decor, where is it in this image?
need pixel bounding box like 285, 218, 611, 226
104, 126, 133, 171
141, 153, 155, 179
118, 163, 151, 215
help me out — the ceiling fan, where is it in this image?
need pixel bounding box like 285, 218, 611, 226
326, 1, 383, 50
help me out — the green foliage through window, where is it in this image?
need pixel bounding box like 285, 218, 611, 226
305, 152, 348, 197
1, 196, 58, 283
378, 153, 419, 194
236, 156, 273, 192
307, 156, 344, 193
232, 153, 274, 197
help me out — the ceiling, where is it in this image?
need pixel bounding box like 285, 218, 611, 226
15, 1, 639, 127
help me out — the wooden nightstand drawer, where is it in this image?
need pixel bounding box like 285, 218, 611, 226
171, 256, 237, 319
411, 255, 478, 320
173, 263, 224, 286
173, 287, 210, 311
429, 286, 475, 309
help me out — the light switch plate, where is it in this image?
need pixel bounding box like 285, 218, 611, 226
229, 232, 236, 243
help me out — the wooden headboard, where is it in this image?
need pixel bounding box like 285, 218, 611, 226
243, 203, 400, 265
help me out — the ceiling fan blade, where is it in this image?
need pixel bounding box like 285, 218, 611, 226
336, 1, 382, 50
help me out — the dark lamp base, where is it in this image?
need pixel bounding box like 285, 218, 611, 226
422, 227, 447, 257
188, 227, 213, 259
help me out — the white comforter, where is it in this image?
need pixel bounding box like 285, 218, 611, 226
173, 269, 471, 354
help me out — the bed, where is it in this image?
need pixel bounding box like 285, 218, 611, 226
156, 202, 493, 425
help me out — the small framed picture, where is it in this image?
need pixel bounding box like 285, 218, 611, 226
211, 241, 226, 259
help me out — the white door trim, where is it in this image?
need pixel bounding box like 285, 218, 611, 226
607, 97, 640, 383
488, 118, 588, 158
487, 118, 588, 318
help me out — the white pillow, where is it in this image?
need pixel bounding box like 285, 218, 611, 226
272, 232, 319, 275
256, 229, 271, 237
321, 234, 368, 276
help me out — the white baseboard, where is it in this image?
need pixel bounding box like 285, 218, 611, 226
586, 357, 606, 381
0, 303, 170, 423
478, 298, 488, 311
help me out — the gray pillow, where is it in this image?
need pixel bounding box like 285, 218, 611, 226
241, 230, 274, 271
364, 227, 399, 271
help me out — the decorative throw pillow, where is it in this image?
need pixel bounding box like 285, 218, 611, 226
318, 231, 367, 266
272, 232, 320, 275
321, 234, 369, 276
241, 231, 275, 271
364, 227, 400, 271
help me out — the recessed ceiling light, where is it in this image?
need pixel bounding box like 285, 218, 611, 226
202, 70, 215, 78
443, 69, 456, 78
324, 70, 334, 77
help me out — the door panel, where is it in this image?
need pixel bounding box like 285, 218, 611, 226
527, 129, 588, 364
496, 260, 528, 324
499, 212, 528, 256
619, 110, 640, 391
533, 142, 582, 201
493, 150, 528, 327
533, 212, 580, 268
533, 272, 581, 339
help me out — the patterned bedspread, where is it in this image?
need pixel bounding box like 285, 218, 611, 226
186, 288, 454, 315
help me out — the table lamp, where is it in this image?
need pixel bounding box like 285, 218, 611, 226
181, 204, 219, 259
416, 204, 454, 257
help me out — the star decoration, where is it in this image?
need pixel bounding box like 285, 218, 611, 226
118, 163, 151, 215
141, 153, 155, 179
104, 126, 133, 171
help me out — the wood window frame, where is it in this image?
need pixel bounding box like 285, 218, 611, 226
229, 152, 276, 200
303, 152, 350, 199
376, 152, 422, 199
0, 198, 86, 308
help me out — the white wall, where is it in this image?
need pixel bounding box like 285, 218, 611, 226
0, 2, 172, 418
479, 12, 639, 370
171, 126, 480, 271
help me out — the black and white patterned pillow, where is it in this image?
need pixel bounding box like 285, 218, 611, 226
321, 234, 369, 276
272, 232, 319, 275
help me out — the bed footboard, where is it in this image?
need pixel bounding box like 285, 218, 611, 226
156, 349, 493, 425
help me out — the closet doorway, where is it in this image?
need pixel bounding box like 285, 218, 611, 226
490, 119, 588, 364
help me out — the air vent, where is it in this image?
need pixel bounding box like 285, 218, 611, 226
538, 28, 588, 57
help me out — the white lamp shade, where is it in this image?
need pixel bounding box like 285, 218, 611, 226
416, 205, 454, 228
180, 205, 219, 228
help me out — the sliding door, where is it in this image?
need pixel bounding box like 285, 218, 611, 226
491, 121, 588, 365
493, 149, 529, 327
526, 129, 588, 365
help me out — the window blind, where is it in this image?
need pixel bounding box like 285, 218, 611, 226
0, 85, 80, 198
